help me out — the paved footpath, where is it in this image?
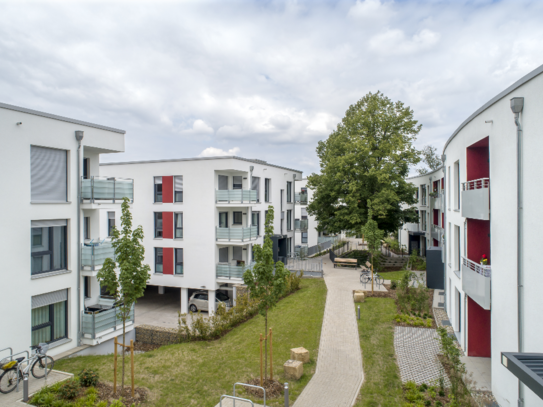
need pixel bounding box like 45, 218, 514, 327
293, 248, 367, 407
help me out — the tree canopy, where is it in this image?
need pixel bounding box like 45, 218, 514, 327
307, 91, 420, 234
417, 145, 442, 175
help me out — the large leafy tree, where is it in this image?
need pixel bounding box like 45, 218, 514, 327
243, 206, 288, 384
307, 91, 421, 233
97, 198, 151, 395
417, 145, 442, 175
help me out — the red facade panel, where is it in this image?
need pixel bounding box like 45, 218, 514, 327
433, 209, 439, 226
433, 239, 439, 247
163, 212, 174, 239
163, 247, 174, 275
467, 219, 490, 264
441, 213, 444, 228
467, 296, 491, 357
466, 137, 489, 182
163, 176, 173, 203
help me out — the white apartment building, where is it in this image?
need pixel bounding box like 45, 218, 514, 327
294, 179, 319, 249
399, 167, 445, 256
440, 63, 543, 406
0, 102, 133, 358
100, 157, 302, 314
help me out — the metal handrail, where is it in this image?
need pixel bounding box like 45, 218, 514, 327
462, 256, 491, 278
233, 382, 266, 406
462, 178, 490, 191
220, 395, 254, 407
0, 347, 13, 360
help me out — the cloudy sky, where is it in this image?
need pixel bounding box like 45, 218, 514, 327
1, 0, 542, 175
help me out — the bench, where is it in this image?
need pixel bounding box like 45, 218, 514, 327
334, 258, 358, 269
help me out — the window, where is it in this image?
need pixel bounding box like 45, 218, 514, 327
448, 166, 451, 208
455, 225, 461, 271
415, 189, 419, 201
174, 176, 183, 202
100, 284, 115, 298
301, 208, 308, 220
421, 185, 427, 206
287, 238, 291, 256
287, 210, 292, 231
31, 300, 67, 346
218, 175, 228, 190
83, 158, 90, 179
286, 181, 292, 202
31, 146, 67, 202
155, 248, 163, 273
265, 178, 271, 202
252, 212, 260, 235
175, 248, 183, 275
84, 216, 90, 240
233, 246, 243, 261
252, 177, 260, 202
219, 247, 228, 263
84, 277, 91, 299
31, 221, 67, 275
301, 232, 308, 243
175, 213, 183, 238
233, 212, 243, 225
300, 188, 307, 203
154, 177, 163, 202
155, 213, 163, 238
233, 176, 242, 190
454, 161, 460, 210
420, 210, 426, 231
108, 212, 115, 237
219, 212, 228, 228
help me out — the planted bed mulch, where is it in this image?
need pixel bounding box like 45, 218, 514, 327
244, 378, 284, 399
96, 382, 148, 406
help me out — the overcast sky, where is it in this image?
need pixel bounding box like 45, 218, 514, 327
1, 0, 542, 175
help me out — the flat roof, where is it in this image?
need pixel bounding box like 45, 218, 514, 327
101, 156, 303, 174
443, 62, 543, 153
406, 165, 443, 181
0, 102, 126, 134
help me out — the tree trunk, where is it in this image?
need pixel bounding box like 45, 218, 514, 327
264, 307, 268, 381
122, 318, 126, 395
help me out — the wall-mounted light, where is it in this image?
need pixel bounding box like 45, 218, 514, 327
16, 122, 22, 126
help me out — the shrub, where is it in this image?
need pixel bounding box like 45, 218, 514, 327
286, 271, 303, 293
435, 402, 443, 407
58, 378, 81, 400
79, 369, 99, 387
424, 400, 431, 406
390, 280, 398, 290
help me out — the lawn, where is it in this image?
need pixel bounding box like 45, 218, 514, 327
56, 279, 327, 407
379, 269, 410, 281
354, 297, 403, 407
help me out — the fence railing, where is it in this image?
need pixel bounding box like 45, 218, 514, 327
286, 258, 323, 274
216, 226, 258, 241
81, 304, 134, 339
81, 240, 115, 270
318, 236, 341, 245
216, 262, 255, 279
216, 190, 257, 203
462, 178, 490, 191
295, 219, 308, 230
462, 256, 491, 278
81, 176, 134, 202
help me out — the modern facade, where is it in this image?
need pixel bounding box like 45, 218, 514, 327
294, 179, 319, 249
100, 157, 302, 315
0, 102, 132, 358
440, 64, 543, 406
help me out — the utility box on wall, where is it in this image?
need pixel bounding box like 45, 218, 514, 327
426, 246, 444, 289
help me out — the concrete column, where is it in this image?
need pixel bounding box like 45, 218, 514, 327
208, 290, 216, 315
158, 286, 165, 295
181, 288, 188, 314
233, 286, 237, 307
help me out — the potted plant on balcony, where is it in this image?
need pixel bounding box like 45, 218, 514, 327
480, 254, 488, 265
429, 191, 439, 198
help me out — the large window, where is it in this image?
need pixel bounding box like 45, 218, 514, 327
252, 177, 260, 202
174, 176, 183, 202
175, 213, 183, 238
31, 221, 67, 275
31, 300, 67, 346
175, 248, 183, 275
252, 212, 260, 236
286, 181, 292, 202
233, 176, 242, 190
84, 216, 90, 240
265, 178, 271, 202
219, 247, 228, 263
108, 212, 115, 236
84, 277, 91, 298
31, 146, 67, 202
155, 213, 163, 238
301, 232, 308, 243
454, 161, 460, 210
155, 248, 163, 273
287, 210, 292, 231
219, 212, 228, 228
154, 177, 163, 203
233, 212, 243, 225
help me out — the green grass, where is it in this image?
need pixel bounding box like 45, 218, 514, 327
57, 279, 327, 407
354, 297, 403, 407
379, 270, 409, 281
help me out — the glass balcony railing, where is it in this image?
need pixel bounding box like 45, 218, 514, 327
81, 304, 134, 339
216, 189, 257, 203
216, 226, 258, 241
81, 240, 115, 270
216, 262, 255, 279
295, 219, 308, 230
295, 193, 308, 204
81, 176, 134, 203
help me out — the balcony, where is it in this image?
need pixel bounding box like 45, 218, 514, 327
216, 226, 258, 242
462, 178, 490, 220
216, 262, 255, 279
431, 224, 443, 242
461, 256, 491, 310
295, 219, 308, 231
295, 193, 308, 205
81, 304, 134, 343
432, 191, 444, 211
216, 189, 257, 204
81, 240, 115, 275
81, 176, 134, 203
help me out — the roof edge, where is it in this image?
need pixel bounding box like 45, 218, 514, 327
443, 63, 543, 153
407, 165, 443, 181
0, 102, 126, 134
100, 155, 303, 174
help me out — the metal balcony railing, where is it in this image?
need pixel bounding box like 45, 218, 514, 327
462, 178, 490, 191
431, 224, 443, 242
216, 226, 258, 241
462, 256, 492, 310
295, 193, 308, 204
215, 190, 257, 203
81, 304, 134, 339
216, 262, 255, 279
462, 256, 491, 278
81, 176, 134, 203
295, 219, 308, 230
81, 240, 115, 270
461, 178, 490, 220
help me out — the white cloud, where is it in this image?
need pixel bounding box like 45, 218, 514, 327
369, 28, 441, 55
199, 147, 240, 157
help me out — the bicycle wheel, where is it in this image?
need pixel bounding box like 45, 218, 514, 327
0, 368, 19, 394
31, 356, 54, 379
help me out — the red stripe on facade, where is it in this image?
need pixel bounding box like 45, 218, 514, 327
163, 247, 174, 275
163, 176, 173, 203
163, 212, 174, 239
467, 296, 491, 357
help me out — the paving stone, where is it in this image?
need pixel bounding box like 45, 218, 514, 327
438, 302, 444, 307
441, 319, 451, 326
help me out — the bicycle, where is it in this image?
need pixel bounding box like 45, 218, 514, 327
0, 343, 54, 394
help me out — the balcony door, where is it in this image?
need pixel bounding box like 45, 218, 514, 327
218, 175, 228, 190
219, 212, 228, 228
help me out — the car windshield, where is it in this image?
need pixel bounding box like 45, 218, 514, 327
216, 292, 229, 301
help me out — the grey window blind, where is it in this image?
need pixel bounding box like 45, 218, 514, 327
108, 212, 115, 219
174, 176, 183, 191
301, 208, 308, 218
32, 289, 68, 309
252, 177, 260, 201
233, 246, 242, 261
233, 176, 242, 189
218, 175, 228, 190
219, 247, 228, 263
31, 146, 67, 202
154, 176, 162, 184
31, 219, 67, 228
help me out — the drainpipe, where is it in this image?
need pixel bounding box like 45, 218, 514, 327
510, 97, 524, 407
441, 157, 447, 313
75, 131, 84, 346
292, 174, 296, 257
